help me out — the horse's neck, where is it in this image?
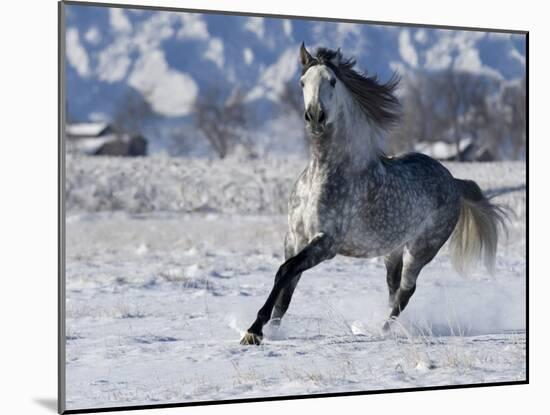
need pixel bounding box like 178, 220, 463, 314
308, 110, 385, 175
307, 146, 384, 198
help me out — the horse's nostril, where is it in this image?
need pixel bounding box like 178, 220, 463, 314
318, 110, 326, 123
304, 111, 311, 122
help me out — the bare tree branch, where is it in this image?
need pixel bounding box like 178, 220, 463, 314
389, 70, 525, 161
194, 85, 255, 159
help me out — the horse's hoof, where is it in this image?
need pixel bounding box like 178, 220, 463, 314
269, 318, 281, 328
382, 318, 395, 333
240, 331, 263, 345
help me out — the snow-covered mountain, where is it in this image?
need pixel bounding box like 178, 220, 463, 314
64, 4, 526, 151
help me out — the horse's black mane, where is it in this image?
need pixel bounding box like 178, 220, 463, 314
302, 47, 401, 127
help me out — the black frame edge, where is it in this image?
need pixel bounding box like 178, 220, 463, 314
62, 381, 528, 414
524, 31, 529, 384
62, 0, 528, 34
58, 1, 67, 414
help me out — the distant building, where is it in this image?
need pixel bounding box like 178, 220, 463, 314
414, 138, 494, 162
65, 122, 147, 156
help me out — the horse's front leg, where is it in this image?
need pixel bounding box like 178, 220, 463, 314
240, 233, 336, 345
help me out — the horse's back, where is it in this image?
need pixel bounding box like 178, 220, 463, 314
382, 152, 454, 181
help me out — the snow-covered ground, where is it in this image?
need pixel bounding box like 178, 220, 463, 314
64, 156, 526, 411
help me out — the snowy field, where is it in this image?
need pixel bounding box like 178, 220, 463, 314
64, 156, 526, 411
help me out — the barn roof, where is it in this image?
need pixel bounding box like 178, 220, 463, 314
66, 122, 110, 137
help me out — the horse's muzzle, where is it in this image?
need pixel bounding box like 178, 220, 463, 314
305, 106, 327, 136
310, 126, 326, 136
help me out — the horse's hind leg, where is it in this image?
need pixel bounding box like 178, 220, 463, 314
384, 249, 403, 305
385, 248, 429, 326
384, 217, 457, 330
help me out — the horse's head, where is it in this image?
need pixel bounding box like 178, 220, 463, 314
299, 43, 341, 137
298, 43, 401, 140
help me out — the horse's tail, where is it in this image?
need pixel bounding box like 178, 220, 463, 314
449, 179, 509, 275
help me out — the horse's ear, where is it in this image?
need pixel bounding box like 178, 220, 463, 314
300, 42, 313, 67
331, 48, 342, 66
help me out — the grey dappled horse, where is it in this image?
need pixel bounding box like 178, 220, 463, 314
240, 44, 507, 345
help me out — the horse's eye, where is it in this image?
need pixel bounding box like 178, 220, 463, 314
330, 77, 336, 87
300, 80, 304, 88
